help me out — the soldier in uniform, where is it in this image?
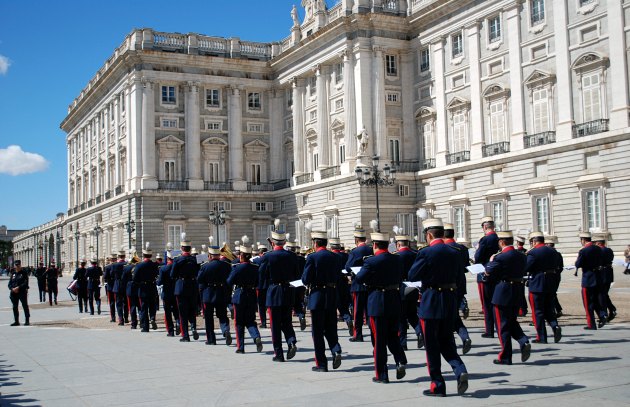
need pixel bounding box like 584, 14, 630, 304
409, 219, 468, 397
123, 254, 139, 329
133, 244, 159, 332
35, 262, 46, 302
355, 232, 407, 383
253, 244, 269, 328
443, 223, 472, 354
525, 232, 562, 343
515, 236, 527, 253
111, 249, 129, 325
227, 245, 263, 353
575, 232, 605, 329
9, 260, 30, 326
395, 233, 424, 351
302, 231, 342, 372
545, 236, 564, 317
593, 234, 617, 322
73, 259, 88, 313
259, 230, 298, 362
474, 216, 499, 338
171, 234, 200, 342
197, 245, 232, 345
44, 261, 59, 306
104, 254, 117, 322
86, 257, 103, 315
286, 240, 307, 331
157, 252, 179, 336
484, 231, 531, 365
330, 238, 352, 336
346, 227, 373, 342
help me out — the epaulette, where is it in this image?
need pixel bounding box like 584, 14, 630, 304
362, 255, 373, 261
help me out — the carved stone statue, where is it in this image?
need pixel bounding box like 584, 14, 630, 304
291, 5, 300, 27
357, 126, 369, 155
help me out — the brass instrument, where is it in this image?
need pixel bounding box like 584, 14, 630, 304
220, 243, 236, 262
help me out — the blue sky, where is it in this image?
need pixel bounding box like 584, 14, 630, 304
0, 0, 337, 230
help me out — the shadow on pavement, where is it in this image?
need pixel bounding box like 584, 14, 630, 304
565, 338, 630, 345
0, 357, 41, 406
527, 355, 621, 366
464, 382, 585, 398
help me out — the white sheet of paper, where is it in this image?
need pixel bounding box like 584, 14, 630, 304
196, 254, 208, 264
340, 269, 349, 275
468, 248, 476, 260
467, 264, 485, 275
612, 259, 626, 267
404, 281, 422, 288
290, 279, 304, 288
563, 266, 576, 271
350, 267, 361, 273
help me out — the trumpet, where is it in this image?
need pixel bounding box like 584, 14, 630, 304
220, 243, 236, 262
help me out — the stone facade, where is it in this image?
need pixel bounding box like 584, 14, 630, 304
13, 0, 630, 269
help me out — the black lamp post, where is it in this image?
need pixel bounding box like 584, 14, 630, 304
74, 229, 80, 267
354, 155, 397, 233
93, 224, 102, 265
56, 229, 62, 272
125, 199, 135, 251
209, 209, 226, 242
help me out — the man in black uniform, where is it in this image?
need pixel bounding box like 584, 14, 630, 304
133, 244, 159, 332
286, 240, 307, 331
474, 216, 499, 338
575, 232, 605, 330
157, 252, 178, 336
73, 259, 88, 313
355, 232, 407, 383
44, 261, 59, 306
545, 236, 564, 317
259, 230, 298, 362
346, 227, 373, 342
253, 244, 269, 328
197, 245, 232, 345
330, 238, 352, 336
171, 234, 200, 342
9, 260, 30, 326
123, 254, 139, 329
35, 262, 46, 302
395, 233, 424, 351
409, 219, 468, 397
86, 257, 103, 315
593, 234, 617, 322
302, 231, 342, 372
111, 250, 128, 325
103, 254, 117, 322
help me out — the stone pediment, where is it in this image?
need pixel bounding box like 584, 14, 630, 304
482, 83, 510, 99
245, 139, 269, 149
524, 69, 555, 87
201, 137, 227, 146
330, 119, 344, 130
446, 96, 470, 111
157, 135, 184, 145
572, 52, 608, 72
415, 106, 436, 118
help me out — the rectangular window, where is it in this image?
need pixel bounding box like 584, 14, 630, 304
489, 16, 502, 43
206, 89, 220, 108
335, 99, 344, 111
396, 213, 415, 237
452, 111, 467, 152
310, 77, 317, 96
247, 123, 263, 133
253, 202, 272, 212
532, 88, 550, 133
389, 138, 400, 164
280, 201, 286, 211
206, 121, 221, 131
420, 48, 430, 72
420, 86, 431, 99
386, 92, 400, 103
168, 201, 181, 212
309, 110, 317, 121
386, 54, 398, 76
534, 196, 550, 234
339, 145, 346, 164
168, 225, 182, 248
452, 33, 463, 58
399, 184, 410, 197
454, 176, 464, 191
491, 201, 505, 231
452, 206, 466, 241
584, 189, 601, 230
207, 162, 220, 182
250, 164, 261, 185
327, 190, 335, 201
248, 92, 261, 110
161, 118, 178, 128
325, 214, 339, 238
585, 152, 600, 170
211, 201, 232, 212
164, 160, 176, 181
490, 102, 505, 143
531, 0, 545, 25
335, 63, 344, 83
582, 72, 601, 122
531, 44, 547, 60
491, 169, 503, 185
313, 153, 319, 170
534, 161, 548, 178
422, 121, 435, 159
161, 86, 176, 104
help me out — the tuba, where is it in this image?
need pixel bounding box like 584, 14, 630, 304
220, 243, 236, 262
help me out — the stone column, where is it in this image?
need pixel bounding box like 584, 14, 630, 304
608, 0, 630, 129
113, 96, 121, 188
141, 79, 158, 189
342, 48, 357, 171
228, 86, 246, 190
316, 65, 330, 169
400, 51, 415, 162
104, 106, 110, 192
432, 38, 448, 166
372, 46, 386, 159
354, 41, 374, 166
269, 88, 284, 181
554, 0, 574, 141
87, 123, 93, 200
95, 115, 101, 197
129, 77, 143, 190
292, 79, 305, 175
506, 4, 525, 150
67, 142, 72, 208
185, 82, 203, 190
467, 22, 484, 160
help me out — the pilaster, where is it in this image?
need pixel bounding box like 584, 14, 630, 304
467, 22, 484, 160
554, 0, 574, 141
141, 79, 158, 189
506, 2, 525, 151
185, 81, 203, 190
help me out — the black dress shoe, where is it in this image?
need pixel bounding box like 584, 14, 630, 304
225, 332, 233, 346
553, 326, 562, 343
402, 345, 408, 351
462, 338, 472, 355
457, 372, 469, 395
521, 343, 531, 363
151, 321, 158, 330
396, 363, 406, 380
417, 335, 425, 349
481, 333, 494, 338
117, 322, 124, 326
608, 311, 617, 322
205, 340, 216, 345
235, 349, 245, 354
10, 322, 20, 327
422, 389, 445, 397
192, 330, 199, 340
110, 319, 116, 323
347, 321, 354, 336
463, 307, 470, 320
493, 359, 512, 365
287, 344, 297, 360
180, 337, 190, 342
130, 325, 137, 330
167, 332, 175, 337
255, 337, 263, 352
349, 336, 364, 342
272, 356, 285, 362
261, 323, 267, 329
312, 366, 328, 372
141, 328, 149, 333
332, 352, 342, 370
584, 326, 597, 330
598, 319, 606, 329
372, 377, 390, 384
300, 317, 306, 331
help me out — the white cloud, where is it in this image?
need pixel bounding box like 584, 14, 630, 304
0, 55, 9, 75
0, 145, 49, 175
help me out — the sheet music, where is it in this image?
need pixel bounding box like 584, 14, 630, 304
404, 281, 422, 288
290, 279, 304, 288
467, 264, 485, 275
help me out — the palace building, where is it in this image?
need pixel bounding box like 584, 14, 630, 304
13, 0, 630, 269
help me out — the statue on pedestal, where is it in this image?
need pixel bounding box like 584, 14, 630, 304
357, 126, 369, 156
291, 5, 300, 27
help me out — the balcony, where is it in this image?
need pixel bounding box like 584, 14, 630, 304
320, 166, 340, 179
95, 195, 102, 204
421, 159, 436, 170
482, 141, 510, 157
394, 161, 421, 173
80, 203, 86, 211
296, 173, 313, 185
446, 151, 470, 165
573, 119, 609, 138
204, 181, 232, 191
87, 199, 94, 208
158, 180, 188, 190
524, 131, 556, 148
104, 191, 111, 200
115, 185, 123, 195
271, 179, 290, 191
247, 182, 274, 192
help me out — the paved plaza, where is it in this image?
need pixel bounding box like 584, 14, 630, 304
1, 272, 630, 406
